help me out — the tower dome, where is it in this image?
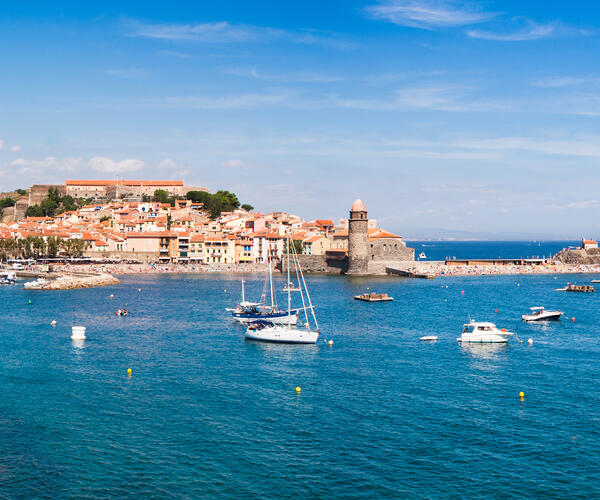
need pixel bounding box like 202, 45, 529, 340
351, 199, 366, 212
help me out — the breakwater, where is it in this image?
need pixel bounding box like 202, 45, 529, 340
23, 273, 120, 290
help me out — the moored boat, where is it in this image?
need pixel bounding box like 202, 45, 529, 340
354, 292, 393, 302
522, 306, 563, 322
457, 320, 514, 343
245, 232, 320, 344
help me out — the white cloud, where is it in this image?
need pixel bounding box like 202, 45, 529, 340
455, 136, 600, 157
8, 156, 83, 172
221, 159, 245, 167
0, 139, 23, 152
88, 156, 144, 173
164, 92, 292, 109
531, 76, 589, 88
158, 159, 177, 169
467, 19, 556, 41
365, 0, 495, 29
129, 21, 254, 42
127, 21, 350, 48
566, 200, 600, 209
335, 85, 505, 112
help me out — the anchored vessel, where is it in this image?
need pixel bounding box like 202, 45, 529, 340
522, 306, 563, 322
227, 257, 298, 325
457, 320, 514, 343
354, 292, 393, 302
555, 283, 595, 293
245, 232, 319, 344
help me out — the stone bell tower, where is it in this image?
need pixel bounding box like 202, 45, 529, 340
346, 199, 369, 275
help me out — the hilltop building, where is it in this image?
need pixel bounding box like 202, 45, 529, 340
28, 180, 207, 206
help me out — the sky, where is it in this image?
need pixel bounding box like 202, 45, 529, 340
1, 0, 599, 238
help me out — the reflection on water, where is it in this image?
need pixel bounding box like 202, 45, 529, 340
460, 342, 508, 361
71, 339, 85, 349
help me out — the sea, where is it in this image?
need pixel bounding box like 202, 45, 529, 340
1, 240, 599, 498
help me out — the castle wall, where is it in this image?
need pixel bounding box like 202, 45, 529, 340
369, 239, 415, 262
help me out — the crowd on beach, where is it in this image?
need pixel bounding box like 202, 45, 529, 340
410, 261, 600, 277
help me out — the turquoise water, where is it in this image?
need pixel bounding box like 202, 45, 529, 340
412, 240, 578, 261
1, 271, 600, 497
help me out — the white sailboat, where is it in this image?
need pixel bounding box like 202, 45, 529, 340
245, 232, 319, 344
227, 254, 298, 325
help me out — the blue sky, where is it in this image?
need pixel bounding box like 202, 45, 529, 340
1, 1, 599, 238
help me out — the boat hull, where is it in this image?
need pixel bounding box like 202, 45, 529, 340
522, 312, 562, 322
245, 325, 318, 344
233, 311, 298, 325
457, 332, 513, 343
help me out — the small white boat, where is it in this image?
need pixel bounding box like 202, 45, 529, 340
457, 320, 514, 343
521, 306, 563, 322
0, 271, 16, 284
419, 252, 426, 259
420, 336, 438, 341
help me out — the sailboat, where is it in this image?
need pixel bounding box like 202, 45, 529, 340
227, 254, 299, 325
245, 232, 319, 344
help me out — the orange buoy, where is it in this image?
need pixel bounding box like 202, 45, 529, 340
494, 309, 498, 313
572, 317, 576, 322
461, 291, 465, 295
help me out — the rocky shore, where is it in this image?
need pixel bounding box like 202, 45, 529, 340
23, 273, 120, 290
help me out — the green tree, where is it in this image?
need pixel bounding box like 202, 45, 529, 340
0, 197, 15, 208
25, 205, 44, 217
99, 215, 111, 223
152, 189, 170, 204
46, 236, 60, 258
241, 203, 254, 211
40, 197, 59, 216
16, 189, 27, 196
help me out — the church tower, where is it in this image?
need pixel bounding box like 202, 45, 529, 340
346, 199, 369, 275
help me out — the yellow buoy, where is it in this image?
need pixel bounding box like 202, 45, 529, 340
127, 368, 132, 376
519, 391, 524, 399
295, 386, 301, 393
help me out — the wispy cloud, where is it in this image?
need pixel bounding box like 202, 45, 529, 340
566, 200, 600, 209
365, 0, 495, 29
104, 68, 147, 78
127, 20, 350, 48
225, 67, 344, 83
88, 156, 144, 173
335, 85, 506, 112
163, 91, 293, 109
531, 76, 594, 88
466, 19, 556, 41
0, 139, 21, 152
221, 159, 246, 168
156, 50, 194, 59
454, 136, 600, 157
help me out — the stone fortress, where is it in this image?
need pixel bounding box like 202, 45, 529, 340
347, 198, 414, 275
290, 198, 414, 275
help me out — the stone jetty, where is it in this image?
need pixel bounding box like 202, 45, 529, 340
23, 273, 120, 290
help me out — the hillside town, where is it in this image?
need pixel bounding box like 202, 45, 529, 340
0, 179, 410, 269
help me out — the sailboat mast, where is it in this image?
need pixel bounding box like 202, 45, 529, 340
241, 280, 245, 303
287, 232, 291, 326
268, 252, 274, 308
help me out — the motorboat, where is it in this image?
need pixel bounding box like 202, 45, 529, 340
457, 320, 514, 343
0, 271, 16, 284
354, 291, 393, 302
522, 306, 563, 322
245, 231, 320, 344
418, 252, 426, 259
